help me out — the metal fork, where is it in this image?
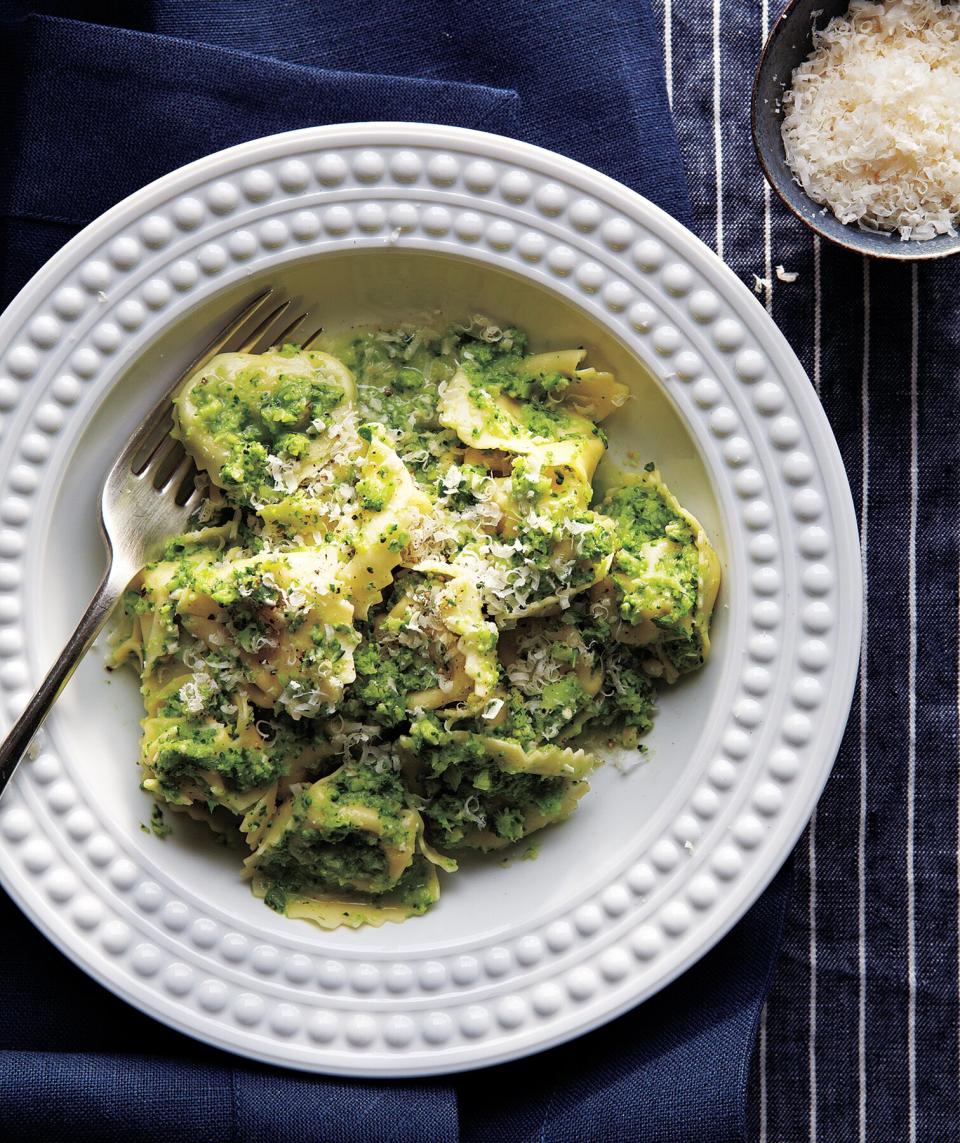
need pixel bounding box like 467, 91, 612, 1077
0, 288, 314, 797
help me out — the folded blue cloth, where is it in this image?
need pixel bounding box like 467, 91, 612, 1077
0, 4, 790, 1140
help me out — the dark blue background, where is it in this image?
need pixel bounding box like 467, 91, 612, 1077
2, 2, 943, 1141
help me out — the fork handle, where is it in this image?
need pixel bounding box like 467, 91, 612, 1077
0, 563, 128, 797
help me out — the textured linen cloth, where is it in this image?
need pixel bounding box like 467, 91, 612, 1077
649, 3, 960, 1141
0, 2, 806, 1141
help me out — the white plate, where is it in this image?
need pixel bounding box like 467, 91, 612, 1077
0, 123, 860, 1076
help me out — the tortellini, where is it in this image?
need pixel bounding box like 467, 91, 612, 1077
111, 320, 719, 928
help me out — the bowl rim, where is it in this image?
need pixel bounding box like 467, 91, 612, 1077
752, 0, 960, 261
0, 121, 863, 1076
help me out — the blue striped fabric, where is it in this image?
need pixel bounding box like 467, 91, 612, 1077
654, 2, 960, 1140
0, 3, 785, 1141
1, 1, 955, 1139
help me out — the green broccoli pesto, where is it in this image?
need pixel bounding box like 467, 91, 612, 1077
605, 477, 691, 549
457, 328, 578, 407
186, 353, 345, 501
603, 477, 702, 640
315, 327, 460, 486
255, 765, 414, 901
341, 572, 462, 726
144, 718, 290, 800
112, 318, 719, 931
406, 720, 573, 849
343, 632, 439, 727
489, 677, 591, 748
657, 627, 709, 677
458, 336, 609, 450
258, 825, 392, 896
140, 803, 172, 839
190, 360, 344, 437
562, 599, 658, 739
262, 855, 437, 919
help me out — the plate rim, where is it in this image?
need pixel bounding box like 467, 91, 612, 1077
0, 122, 862, 1076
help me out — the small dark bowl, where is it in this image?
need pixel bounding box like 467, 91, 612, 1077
753, 0, 960, 260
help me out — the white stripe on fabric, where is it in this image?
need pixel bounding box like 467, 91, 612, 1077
758, 1002, 768, 1143
858, 258, 871, 1143
761, 0, 773, 315
756, 3, 773, 1131
663, 0, 673, 108
813, 238, 822, 395
907, 264, 919, 1143
712, 0, 724, 257
809, 809, 818, 1143
807, 228, 824, 1143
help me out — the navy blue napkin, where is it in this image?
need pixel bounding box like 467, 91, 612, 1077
0, 4, 790, 1141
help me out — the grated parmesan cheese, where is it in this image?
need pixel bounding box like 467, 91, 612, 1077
781, 0, 960, 240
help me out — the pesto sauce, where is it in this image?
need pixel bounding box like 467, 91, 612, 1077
603, 479, 703, 659
345, 635, 439, 727
148, 720, 288, 794
140, 803, 172, 839
190, 352, 345, 500
407, 720, 570, 848
324, 328, 460, 486
118, 318, 718, 928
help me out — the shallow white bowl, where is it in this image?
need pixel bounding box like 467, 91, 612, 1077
0, 123, 860, 1076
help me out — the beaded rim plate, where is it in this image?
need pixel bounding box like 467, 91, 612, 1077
0, 124, 860, 1076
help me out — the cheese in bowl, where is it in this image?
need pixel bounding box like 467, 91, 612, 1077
110, 320, 719, 929
782, 0, 960, 241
